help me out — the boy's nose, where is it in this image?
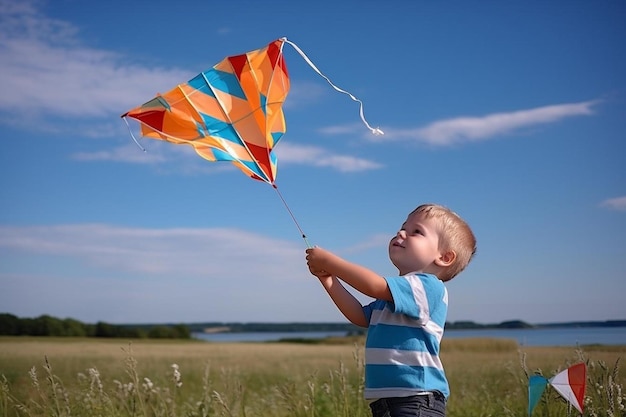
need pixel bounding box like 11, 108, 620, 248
397, 230, 406, 239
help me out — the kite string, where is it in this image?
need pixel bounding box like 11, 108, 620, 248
281, 37, 384, 136
122, 116, 147, 152
273, 184, 312, 248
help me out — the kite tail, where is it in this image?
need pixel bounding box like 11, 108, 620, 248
281, 37, 384, 136
273, 184, 312, 248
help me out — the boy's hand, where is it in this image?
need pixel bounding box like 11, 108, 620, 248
305, 247, 330, 270
306, 247, 333, 279
306, 246, 392, 301
305, 247, 369, 327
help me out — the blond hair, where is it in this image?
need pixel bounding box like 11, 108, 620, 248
412, 204, 476, 281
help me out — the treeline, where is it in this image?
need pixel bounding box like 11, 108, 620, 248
447, 320, 534, 329
447, 320, 626, 329
0, 313, 190, 339
537, 320, 626, 328
188, 321, 365, 334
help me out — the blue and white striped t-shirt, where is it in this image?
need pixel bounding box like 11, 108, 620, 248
362, 273, 449, 399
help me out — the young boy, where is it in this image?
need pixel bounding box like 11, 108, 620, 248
305, 204, 476, 417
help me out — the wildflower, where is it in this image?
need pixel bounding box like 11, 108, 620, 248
88, 368, 103, 393
143, 377, 154, 391
28, 366, 39, 389
171, 363, 183, 388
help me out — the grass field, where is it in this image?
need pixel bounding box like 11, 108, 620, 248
0, 336, 624, 416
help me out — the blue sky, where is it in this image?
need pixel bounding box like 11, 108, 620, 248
1, 0, 624, 325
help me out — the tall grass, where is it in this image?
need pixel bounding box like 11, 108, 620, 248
0, 337, 624, 416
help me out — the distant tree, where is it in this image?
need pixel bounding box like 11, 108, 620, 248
447, 321, 484, 329
146, 324, 191, 339
62, 318, 87, 337
95, 321, 117, 338
497, 320, 533, 329
172, 324, 191, 339
0, 313, 20, 335
2, 314, 186, 339
148, 325, 176, 339
84, 323, 96, 337
30, 315, 64, 336
121, 327, 147, 338
17, 317, 35, 335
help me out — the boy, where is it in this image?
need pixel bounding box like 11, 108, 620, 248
305, 204, 476, 417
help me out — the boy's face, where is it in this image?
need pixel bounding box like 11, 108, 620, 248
388, 211, 443, 276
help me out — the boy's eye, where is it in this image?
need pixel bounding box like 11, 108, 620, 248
413, 229, 423, 235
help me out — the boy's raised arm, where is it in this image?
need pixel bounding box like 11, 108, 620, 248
314, 274, 369, 327
306, 247, 392, 301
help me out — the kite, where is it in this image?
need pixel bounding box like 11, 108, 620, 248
122, 37, 382, 246
528, 362, 586, 416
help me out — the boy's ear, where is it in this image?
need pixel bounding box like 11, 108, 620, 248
435, 250, 456, 267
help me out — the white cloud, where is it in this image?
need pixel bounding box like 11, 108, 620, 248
0, 1, 191, 120
275, 142, 382, 172
318, 123, 366, 136
0, 3, 339, 125
421, 101, 598, 145
405, 101, 598, 145
323, 100, 599, 146
341, 233, 391, 254
70, 140, 219, 173
600, 196, 626, 211
284, 81, 327, 109
72, 143, 166, 164
0, 224, 302, 278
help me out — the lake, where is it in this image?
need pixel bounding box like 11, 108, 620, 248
193, 326, 626, 346
445, 326, 626, 346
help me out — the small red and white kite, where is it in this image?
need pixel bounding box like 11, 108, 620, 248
528, 362, 586, 415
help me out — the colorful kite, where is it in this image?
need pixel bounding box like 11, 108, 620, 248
122, 38, 381, 245
528, 362, 586, 416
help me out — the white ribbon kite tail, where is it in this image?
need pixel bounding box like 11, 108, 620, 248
281, 37, 384, 136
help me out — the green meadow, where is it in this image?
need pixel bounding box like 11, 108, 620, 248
0, 337, 624, 416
